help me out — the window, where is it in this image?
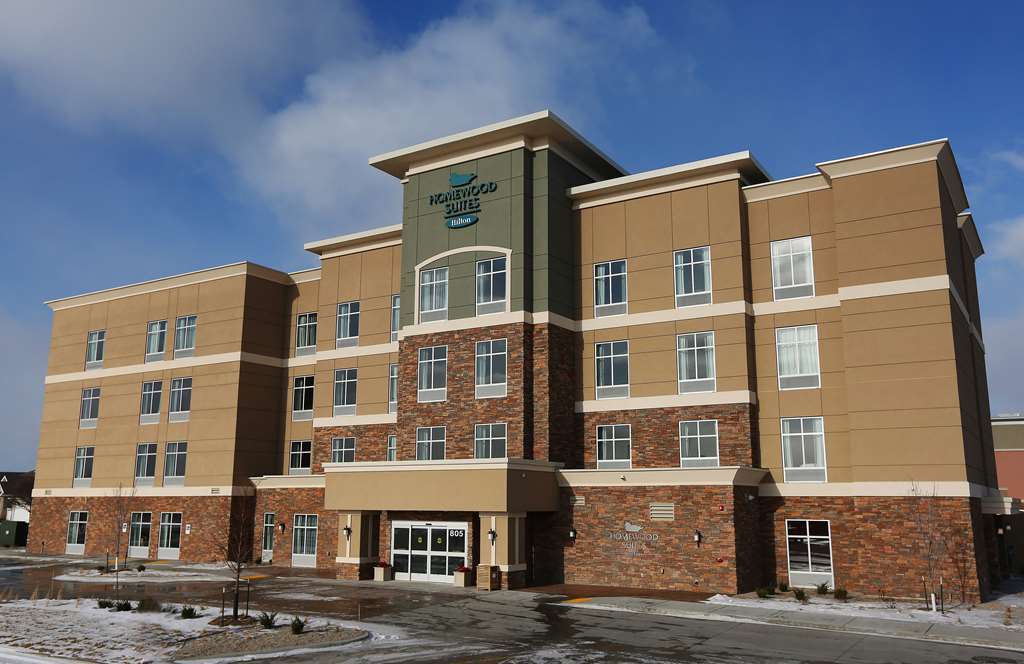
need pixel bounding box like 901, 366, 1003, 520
390, 294, 401, 342
169, 377, 192, 422
416, 426, 446, 460
782, 416, 827, 482
419, 267, 448, 322
333, 368, 357, 416
135, 443, 157, 486
674, 247, 712, 307
158, 512, 182, 557
597, 424, 631, 469
164, 441, 187, 484
595, 341, 629, 400
475, 339, 507, 398
296, 312, 317, 355
387, 435, 397, 461
474, 423, 507, 459
292, 514, 318, 565
79, 387, 100, 428
594, 259, 627, 317
173, 315, 197, 357
262, 513, 275, 555
73, 446, 94, 486
85, 330, 105, 369
677, 332, 716, 393
388, 363, 398, 413
786, 519, 833, 588
680, 420, 719, 468
66, 511, 88, 554
292, 375, 314, 420
145, 320, 167, 361
139, 380, 162, 425
289, 441, 312, 475
771, 236, 815, 300
417, 346, 447, 402
331, 437, 356, 463
476, 257, 507, 315
129, 512, 151, 557
776, 325, 821, 390
336, 301, 360, 348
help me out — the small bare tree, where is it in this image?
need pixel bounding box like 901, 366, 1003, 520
109, 483, 136, 600
945, 524, 976, 606
910, 481, 943, 607
219, 499, 255, 620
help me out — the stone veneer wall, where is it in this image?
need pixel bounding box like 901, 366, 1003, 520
397, 323, 527, 460
253, 487, 338, 570
312, 423, 397, 472
760, 495, 992, 602
578, 404, 755, 468
540, 324, 580, 466
29, 495, 245, 562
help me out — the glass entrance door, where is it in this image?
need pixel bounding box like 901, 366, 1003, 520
391, 521, 467, 583
157, 512, 182, 560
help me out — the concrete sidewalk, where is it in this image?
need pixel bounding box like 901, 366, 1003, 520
560, 595, 1024, 651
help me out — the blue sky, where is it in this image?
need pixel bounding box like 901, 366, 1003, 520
1, 1, 1021, 470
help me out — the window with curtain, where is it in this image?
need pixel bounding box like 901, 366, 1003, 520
296, 312, 317, 354
388, 363, 398, 413
145, 320, 167, 361
289, 440, 311, 474
776, 325, 820, 389
597, 424, 631, 469
417, 346, 447, 402
331, 437, 356, 463
292, 375, 314, 420
595, 340, 629, 399
476, 257, 507, 315
416, 426, 446, 460
419, 267, 448, 322
771, 236, 815, 300
782, 416, 826, 482
85, 330, 105, 368
174, 315, 197, 356
679, 420, 719, 467
135, 443, 157, 485
594, 260, 627, 316
674, 247, 712, 307
336, 302, 360, 347
333, 368, 357, 416
474, 423, 507, 458
677, 332, 716, 393
140, 380, 162, 424
475, 339, 507, 398
390, 295, 400, 342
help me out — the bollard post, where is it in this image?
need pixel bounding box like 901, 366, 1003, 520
220, 587, 225, 623
245, 579, 251, 617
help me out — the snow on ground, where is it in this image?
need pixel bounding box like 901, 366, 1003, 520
707, 593, 1022, 629
54, 568, 228, 584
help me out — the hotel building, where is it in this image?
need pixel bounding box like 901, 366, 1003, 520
30, 111, 1007, 599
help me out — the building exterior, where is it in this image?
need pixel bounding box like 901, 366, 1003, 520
29, 111, 1007, 600
993, 415, 1024, 573
0, 471, 33, 523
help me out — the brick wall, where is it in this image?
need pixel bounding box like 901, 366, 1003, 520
578, 404, 755, 468
28, 494, 245, 563
313, 423, 397, 472
541, 324, 580, 466
253, 487, 338, 570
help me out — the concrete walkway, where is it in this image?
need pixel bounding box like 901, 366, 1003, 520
561, 595, 1024, 651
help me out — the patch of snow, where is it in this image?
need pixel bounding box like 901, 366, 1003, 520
55, 568, 228, 584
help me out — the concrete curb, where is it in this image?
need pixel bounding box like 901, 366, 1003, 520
561, 598, 1024, 652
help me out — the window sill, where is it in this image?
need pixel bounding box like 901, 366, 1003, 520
335, 337, 358, 349
288, 468, 311, 476
163, 476, 184, 486
292, 410, 313, 422
332, 405, 356, 417
72, 478, 92, 488
168, 412, 190, 423
419, 310, 448, 324
595, 386, 629, 400
144, 353, 165, 363
295, 346, 316, 357
85, 361, 103, 370
174, 348, 195, 359
475, 384, 507, 399
678, 380, 716, 394
681, 458, 719, 469
596, 461, 631, 470
79, 419, 97, 430
779, 376, 821, 390
782, 470, 827, 483
676, 293, 712, 308
417, 389, 447, 403
773, 285, 815, 301
594, 303, 627, 318
476, 301, 506, 316
134, 478, 155, 487
140, 413, 161, 426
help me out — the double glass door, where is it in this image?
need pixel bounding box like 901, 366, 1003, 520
391, 521, 466, 583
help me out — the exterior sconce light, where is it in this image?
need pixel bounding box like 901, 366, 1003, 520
279, 522, 287, 533
568, 527, 577, 542
693, 530, 703, 546
343, 525, 353, 541
487, 528, 497, 544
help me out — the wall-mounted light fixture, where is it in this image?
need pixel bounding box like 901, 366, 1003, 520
568, 527, 577, 542
487, 528, 497, 544
693, 529, 703, 546
279, 522, 287, 533
343, 525, 353, 541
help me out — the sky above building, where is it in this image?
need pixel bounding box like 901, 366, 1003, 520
1, 1, 1021, 470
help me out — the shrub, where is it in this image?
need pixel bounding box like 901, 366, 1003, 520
290, 616, 306, 635
374, 560, 390, 568
766, 583, 777, 595
793, 589, 808, 603
136, 597, 161, 612
95, 566, 106, 573
114, 600, 133, 612
180, 605, 198, 619
136, 565, 146, 573
816, 582, 830, 596
778, 581, 789, 592
755, 587, 771, 598
97, 599, 114, 609
834, 588, 849, 601
258, 611, 279, 629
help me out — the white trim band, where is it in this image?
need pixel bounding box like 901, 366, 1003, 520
33, 485, 254, 498
313, 413, 397, 428
576, 390, 756, 414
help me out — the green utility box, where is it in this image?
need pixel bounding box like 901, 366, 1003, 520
0, 521, 28, 547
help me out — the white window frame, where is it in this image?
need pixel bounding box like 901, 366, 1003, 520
386, 434, 398, 462
771, 236, 815, 300
139, 380, 162, 425
781, 416, 827, 483
289, 440, 312, 475
674, 246, 712, 307
677, 331, 717, 394
296, 312, 317, 356
65, 511, 88, 555
776, 325, 821, 390
164, 441, 187, 485
85, 330, 105, 369
135, 442, 158, 487
292, 513, 318, 567
173, 314, 197, 358
416, 426, 446, 460
474, 422, 507, 459
331, 437, 356, 463
388, 363, 398, 413
292, 375, 314, 421
79, 387, 100, 429
679, 419, 719, 468
390, 294, 400, 342
336, 301, 360, 348
596, 424, 631, 469
595, 340, 629, 400
262, 513, 275, 561
419, 267, 449, 323
475, 338, 507, 399
158, 512, 182, 560
417, 345, 447, 402
145, 319, 167, 362
594, 259, 628, 317
168, 377, 192, 422
475, 256, 507, 315
128, 512, 152, 558
73, 445, 94, 487
785, 519, 834, 589
333, 368, 357, 416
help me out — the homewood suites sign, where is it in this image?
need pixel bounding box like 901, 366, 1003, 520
428, 172, 499, 229
609, 521, 659, 557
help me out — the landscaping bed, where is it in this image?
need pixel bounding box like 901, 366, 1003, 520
173, 622, 367, 660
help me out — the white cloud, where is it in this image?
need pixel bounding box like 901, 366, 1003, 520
992, 150, 1024, 172
988, 215, 1024, 267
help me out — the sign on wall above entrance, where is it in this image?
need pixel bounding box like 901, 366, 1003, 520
428, 172, 499, 229
609, 520, 659, 557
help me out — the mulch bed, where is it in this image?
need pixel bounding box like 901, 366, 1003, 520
173, 624, 367, 660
